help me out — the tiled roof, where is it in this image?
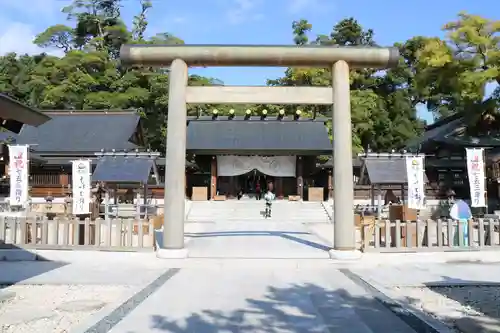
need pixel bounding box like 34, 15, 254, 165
186, 119, 331, 154
0, 94, 51, 132
362, 157, 429, 184
92, 156, 153, 183
12, 111, 141, 153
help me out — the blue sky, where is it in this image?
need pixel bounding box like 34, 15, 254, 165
0, 0, 498, 123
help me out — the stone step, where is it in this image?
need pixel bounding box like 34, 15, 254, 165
187, 201, 330, 223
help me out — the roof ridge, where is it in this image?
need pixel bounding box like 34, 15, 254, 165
44, 110, 139, 115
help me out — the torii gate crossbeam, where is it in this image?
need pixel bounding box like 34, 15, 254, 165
120, 44, 400, 259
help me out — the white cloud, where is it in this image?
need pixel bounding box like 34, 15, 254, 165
226, 0, 264, 25
0, 0, 67, 57
0, 21, 63, 57
173, 16, 187, 24
288, 0, 332, 14
0, 0, 68, 18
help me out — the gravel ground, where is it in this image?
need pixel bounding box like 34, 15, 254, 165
428, 286, 500, 320
392, 286, 497, 332
0, 284, 134, 333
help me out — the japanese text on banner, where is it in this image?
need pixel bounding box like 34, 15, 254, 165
466, 148, 486, 207
8, 145, 29, 206
72, 160, 91, 215
405, 156, 426, 210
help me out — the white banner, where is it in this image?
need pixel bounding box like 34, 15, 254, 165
8, 145, 29, 206
466, 148, 486, 207
72, 160, 91, 215
217, 155, 296, 177
405, 156, 426, 210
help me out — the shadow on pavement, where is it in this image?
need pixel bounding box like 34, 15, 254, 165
140, 284, 438, 333
186, 231, 332, 251
0, 245, 67, 289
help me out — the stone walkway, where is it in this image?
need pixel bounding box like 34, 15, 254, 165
104, 266, 418, 333
68, 219, 421, 333
187, 220, 332, 259
11, 218, 500, 332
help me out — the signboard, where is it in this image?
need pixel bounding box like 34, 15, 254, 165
405, 155, 426, 210
72, 160, 91, 215
8, 145, 29, 206
465, 148, 486, 207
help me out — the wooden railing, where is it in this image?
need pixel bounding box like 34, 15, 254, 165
30, 173, 61, 185
24, 175, 443, 200
362, 219, 500, 253
0, 217, 155, 251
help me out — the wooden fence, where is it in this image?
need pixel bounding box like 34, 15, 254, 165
362, 219, 500, 253
0, 217, 155, 252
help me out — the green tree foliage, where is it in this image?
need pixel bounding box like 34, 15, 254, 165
0, 6, 499, 153
416, 12, 500, 119
268, 18, 425, 153
0, 0, 218, 151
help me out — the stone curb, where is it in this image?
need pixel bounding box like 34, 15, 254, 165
340, 269, 457, 333
69, 268, 180, 333
68, 286, 142, 333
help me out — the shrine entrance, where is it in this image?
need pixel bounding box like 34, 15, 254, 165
120, 44, 400, 257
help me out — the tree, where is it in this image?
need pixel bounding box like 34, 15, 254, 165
417, 12, 500, 119
268, 18, 424, 153
0, 0, 219, 153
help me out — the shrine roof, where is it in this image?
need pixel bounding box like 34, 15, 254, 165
359, 155, 429, 185
92, 156, 154, 183
321, 156, 363, 168
4, 111, 143, 154
406, 112, 500, 149
0, 94, 51, 133
186, 117, 331, 155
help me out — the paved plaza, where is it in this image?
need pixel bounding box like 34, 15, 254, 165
2, 208, 500, 332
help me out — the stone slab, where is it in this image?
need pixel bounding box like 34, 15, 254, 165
0, 249, 37, 261
105, 267, 417, 333
0, 261, 171, 286
56, 299, 107, 312
351, 262, 500, 288
329, 249, 362, 260
187, 220, 332, 259
156, 248, 188, 259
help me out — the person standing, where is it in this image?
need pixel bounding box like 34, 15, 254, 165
264, 182, 275, 218
267, 181, 274, 193
255, 181, 261, 200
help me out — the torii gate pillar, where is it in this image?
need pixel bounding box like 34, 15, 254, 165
120, 44, 400, 259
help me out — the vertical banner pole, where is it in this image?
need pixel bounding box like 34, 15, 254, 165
484, 148, 489, 215
466, 148, 487, 211
71, 160, 92, 216
8, 144, 29, 209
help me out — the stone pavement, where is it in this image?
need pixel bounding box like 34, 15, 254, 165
67, 218, 427, 333
186, 220, 332, 259
351, 261, 500, 288
103, 266, 419, 333
12, 215, 500, 332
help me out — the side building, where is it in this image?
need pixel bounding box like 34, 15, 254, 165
406, 111, 500, 209
0, 110, 147, 199
0, 110, 337, 202
5, 105, 491, 204
0, 94, 51, 198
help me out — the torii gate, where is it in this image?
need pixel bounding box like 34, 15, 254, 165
120, 44, 400, 259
